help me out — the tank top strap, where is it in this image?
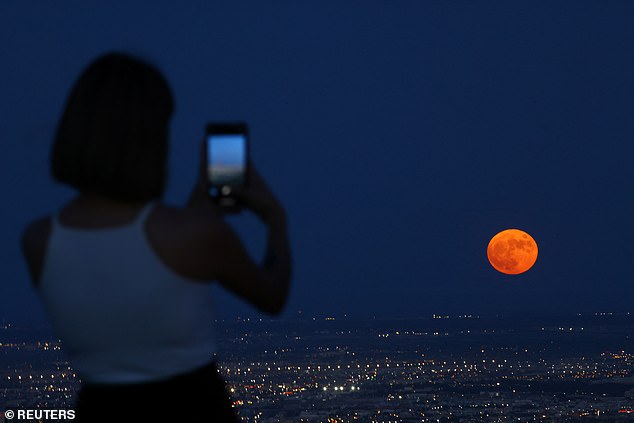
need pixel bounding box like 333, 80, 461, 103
49, 212, 62, 234
51, 212, 61, 228
134, 202, 156, 225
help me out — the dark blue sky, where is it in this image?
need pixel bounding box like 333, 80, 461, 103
2, 1, 633, 325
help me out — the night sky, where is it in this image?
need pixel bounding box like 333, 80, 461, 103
2, 2, 633, 326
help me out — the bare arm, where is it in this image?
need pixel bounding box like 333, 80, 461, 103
208, 208, 290, 315
256, 205, 292, 313
184, 155, 292, 315
216, 165, 292, 315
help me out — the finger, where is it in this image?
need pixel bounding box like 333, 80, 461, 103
198, 138, 210, 182
230, 186, 248, 200
246, 162, 264, 184
218, 200, 244, 215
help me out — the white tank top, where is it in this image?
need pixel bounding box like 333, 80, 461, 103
39, 203, 217, 384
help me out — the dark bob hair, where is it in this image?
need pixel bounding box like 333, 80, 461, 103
51, 52, 174, 201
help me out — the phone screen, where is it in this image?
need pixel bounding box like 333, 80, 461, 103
206, 133, 247, 197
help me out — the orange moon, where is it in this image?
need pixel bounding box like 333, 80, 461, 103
487, 229, 538, 275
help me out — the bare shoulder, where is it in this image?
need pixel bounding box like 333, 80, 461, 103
144, 204, 236, 281
21, 216, 52, 286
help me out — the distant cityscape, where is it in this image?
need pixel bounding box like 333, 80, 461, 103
1, 312, 634, 422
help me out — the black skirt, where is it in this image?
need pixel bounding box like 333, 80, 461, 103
75, 361, 239, 422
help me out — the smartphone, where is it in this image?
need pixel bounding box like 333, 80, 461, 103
205, 122, 249, 207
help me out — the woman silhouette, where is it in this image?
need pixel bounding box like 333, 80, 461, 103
20, 52, 291, 422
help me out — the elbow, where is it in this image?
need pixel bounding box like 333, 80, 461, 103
259, 294, 288, 317
259, 281, 291, 316
260, 304, 284, 317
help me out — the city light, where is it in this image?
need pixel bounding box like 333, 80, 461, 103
2, 312, 633, 421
